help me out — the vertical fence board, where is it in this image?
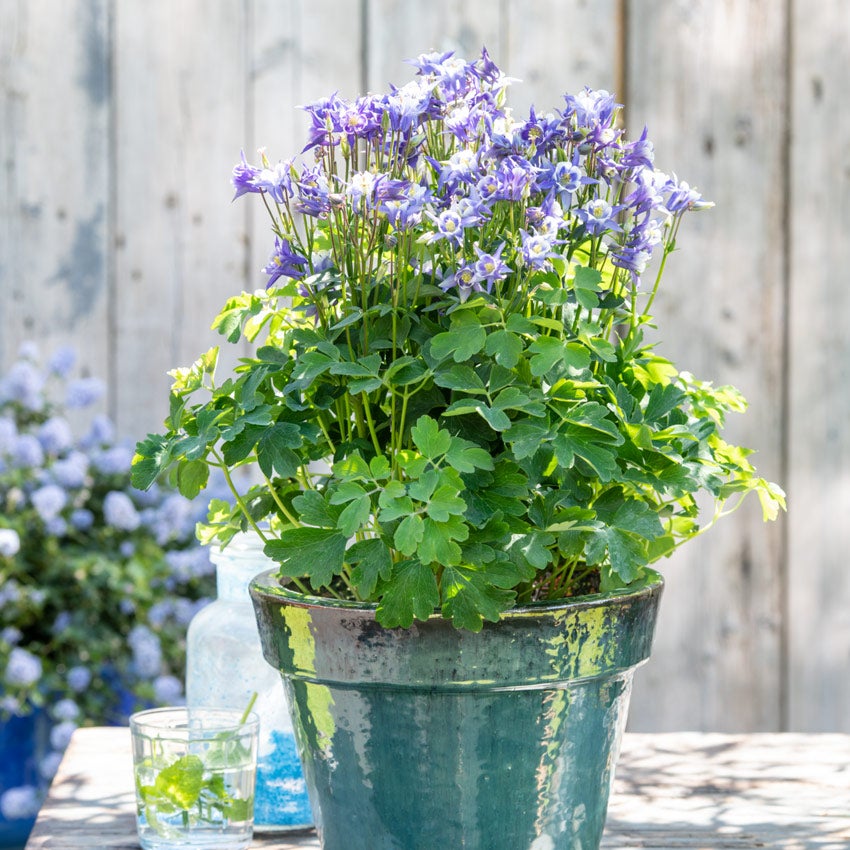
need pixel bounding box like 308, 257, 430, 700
503, 0, 620, 113
787, 0, 850, 731
625, 0, 787, 731
366, 0, 502, 92
246, 0, 364, 294
112, 0, 247, 437
0, 0, 109, 381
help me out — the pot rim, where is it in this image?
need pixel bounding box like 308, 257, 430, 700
250, 567, 664, 620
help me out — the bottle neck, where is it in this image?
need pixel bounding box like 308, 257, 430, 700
210, 536, 274, 601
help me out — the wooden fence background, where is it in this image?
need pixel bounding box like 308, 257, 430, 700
0, 0, 846, 732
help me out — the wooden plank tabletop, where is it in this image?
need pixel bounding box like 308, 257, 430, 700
25, 728, 850, 849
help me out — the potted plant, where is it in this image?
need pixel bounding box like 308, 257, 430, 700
0, 343, 217, 845
133, 48, 784, 850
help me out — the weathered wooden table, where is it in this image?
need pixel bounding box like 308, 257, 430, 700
24, 728, 850, 849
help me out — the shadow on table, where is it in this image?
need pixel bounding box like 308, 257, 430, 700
604, 736, 850, 850
25, 771, 137, 850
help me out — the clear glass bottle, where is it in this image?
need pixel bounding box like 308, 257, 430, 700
186, 533, 312, 833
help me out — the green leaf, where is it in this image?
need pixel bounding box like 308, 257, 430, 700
265, 528, 347, 588
256, 423, 303, 478
604, 529, 647, 582
221, 423, 266, 466
563, 342, 591, 373
504, 421, 551, 459
529, 336, 565, 376
411, 416, 451, 458
288, 351, 336, 390
292, 490, 343, 528
552, 432, 619, 481
345, 538, 393, 599
153, 755, 204, 810
176, 459, 209, 500
385, 356, 428, 386
484, 329, 524, 368
375, 560, 440, 628
394, 514, 425, 555
573, 265, 603, 291
443, 400, 511, 431
336, 496, 372, 537
508, 531, 555, 571
426, 485, 467, 522
433, 364, 486, 392
329, 353, 381, 377
131, 434, 172, 490
444, 440, 495, 473
611, 499, 665, 540
418, 516, 469, 565
440, 566, 515, 632
430, 326, 487, 362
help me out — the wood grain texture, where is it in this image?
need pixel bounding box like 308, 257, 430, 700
0, 0, 110, 385
786, 0, 850, 732
366, 0, 502, 92
625, 0, 788, 733
112, 0, 248, 436
25, 728, 850, 849
502, 0, 620, 114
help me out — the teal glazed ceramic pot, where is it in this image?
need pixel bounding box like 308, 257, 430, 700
250, 570, 663, 850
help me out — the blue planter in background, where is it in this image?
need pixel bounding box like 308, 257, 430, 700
0, 711, 47, 850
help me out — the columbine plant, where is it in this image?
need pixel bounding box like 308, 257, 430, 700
0, 344, 217, 822
134, 49, 784, 632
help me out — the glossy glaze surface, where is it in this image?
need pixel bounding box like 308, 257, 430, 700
250, 573, 663, 850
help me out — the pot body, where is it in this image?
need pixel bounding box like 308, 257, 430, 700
250, 571, 663, 850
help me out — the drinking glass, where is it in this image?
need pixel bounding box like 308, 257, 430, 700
130, 707, 259, 850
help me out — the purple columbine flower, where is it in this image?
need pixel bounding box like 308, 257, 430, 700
263, 237, 308, 288
254, 159, 295, 204
299, 92, 345, 150
521, 230, 557, 269
406, 49, 456, 76
423, 208, 465, 246
439, 264, 480, 303
664, 175, 713, 213
495, 156, 539, 201
622, 126, 655, 169
295, 165, 332, 217
473, 242, 510, 290
231, 150, 262, 200
563, 87, 619, 131
576, 198, 623, 236
384, 79, 434, 134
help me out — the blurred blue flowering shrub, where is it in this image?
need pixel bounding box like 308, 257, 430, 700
0, 343, 218, 823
